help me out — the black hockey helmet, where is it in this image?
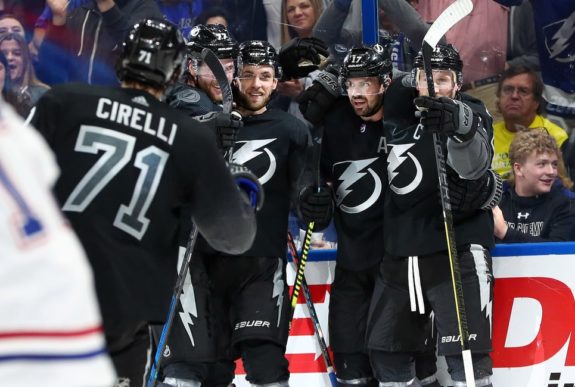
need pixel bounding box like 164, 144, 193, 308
413, 43, 463, 85
339, 44, 392, 90
187, 24, 238, 59
117, 19, 185, 88
236, 40, 282, 79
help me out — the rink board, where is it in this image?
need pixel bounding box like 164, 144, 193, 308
233, 242, 575, 386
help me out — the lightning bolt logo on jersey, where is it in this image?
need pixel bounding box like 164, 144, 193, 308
334, 158, 383, 214
544, 10, 575, 63
387, 142, 423, 195
231, 138, 277, 184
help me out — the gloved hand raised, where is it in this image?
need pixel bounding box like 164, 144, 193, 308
279, 37, 329, 80
228, 163, 264, 211
414, 96, 479, 143
297, 185, 334, 230
194, 111, 243, 149
297, 65, 340, 127
447, 169, 503, 212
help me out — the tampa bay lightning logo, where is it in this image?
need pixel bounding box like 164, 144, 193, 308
334, 158, 382, 214
543, 10, 575, 63
231, 139, 277, 184
387, 143, 423, 195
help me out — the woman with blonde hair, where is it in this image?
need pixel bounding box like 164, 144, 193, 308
493, 128, 574, 242
0, 32, 48, 115
280, 0, 324, 44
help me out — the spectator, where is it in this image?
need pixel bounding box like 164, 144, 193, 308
491, 0, 575, 133
194, 5, 231, 28
38, 0, 163, 85
494, 129, 573, 242
0, 32, 49, 116
280, 0, 323, 44
492, 65, 568, 179
275, 0, 325, 122
0, 50, 30, 117
157, 0, 202, 38
0, 13, 25, 37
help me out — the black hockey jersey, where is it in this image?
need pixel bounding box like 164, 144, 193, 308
29, 83, 257, 327
498, 183, 573, 243
321, 98, 388, 271
382, 79, 495, 256
165, 81, 221, 116
230, 108, 310, 258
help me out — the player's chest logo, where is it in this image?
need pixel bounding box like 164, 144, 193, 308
231, 138, 277, 184
333, 157, 382, 214
543, 10, 575, 63
387, 142, 423, 195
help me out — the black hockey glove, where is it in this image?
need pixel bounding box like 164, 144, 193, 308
414, 96, 480, 143
228, 163, 264, 211
297, 65, 340, 127
447, 169, 503, 212
279, 37, 329, 80
194, 111, 243, 149
297, 185, 334, 231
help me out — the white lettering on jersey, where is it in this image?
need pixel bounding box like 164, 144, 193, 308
177, 247, 198, 346
387, 143, 423, 195
334, 158, 382, 214
232, 139, 277, 184
96, 98, 178, 145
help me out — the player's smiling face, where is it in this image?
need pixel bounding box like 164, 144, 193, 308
235, 64, 278, 114
195, 58, 235, 103
416, 69, 458, 98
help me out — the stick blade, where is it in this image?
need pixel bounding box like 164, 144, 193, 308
423, 0, 473, 48
462, 349, 476, 387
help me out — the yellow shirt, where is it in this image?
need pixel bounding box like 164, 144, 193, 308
492, 115, 568, 179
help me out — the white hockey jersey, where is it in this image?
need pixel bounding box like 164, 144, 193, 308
0, 102, 115, 386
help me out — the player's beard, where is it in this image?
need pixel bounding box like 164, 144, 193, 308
236, 90, 270, 112
352, 95, 383, 119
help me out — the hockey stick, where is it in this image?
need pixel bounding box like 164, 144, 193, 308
287, 232, 337, 387
147, 227, 199, 387
421, 1, 475, 386
147, 48, 236, 387
289, 124, 324, 317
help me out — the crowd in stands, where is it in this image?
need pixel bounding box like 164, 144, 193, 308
3, 0, 574, 245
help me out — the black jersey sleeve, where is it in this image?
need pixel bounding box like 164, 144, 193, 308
166, 83, 222, 117
173, 122, 257, 254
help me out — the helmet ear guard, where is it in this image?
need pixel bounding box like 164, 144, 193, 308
116, 18, 185, 88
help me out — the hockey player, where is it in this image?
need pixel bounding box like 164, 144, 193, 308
156, 40, 312, 387
367, 44, 498, 386
28, 19, 260, 386
298, 45, 439, 387
297, 43, 502, 386
0, 100, 116, 386
166, 23, 238, 117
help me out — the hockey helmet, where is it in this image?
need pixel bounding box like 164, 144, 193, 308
236, 40, 282, 79
413, 44, 463, 85
339, 44, 392, 91
117, 19, 185, 88
187, 24, 238, 60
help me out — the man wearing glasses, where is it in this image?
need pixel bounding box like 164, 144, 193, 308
492, 65, 569, 179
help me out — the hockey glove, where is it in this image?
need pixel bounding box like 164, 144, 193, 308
279, 37, 329, 80
297, 185, 334, 231
194, 111, 243, 150
228, 163, 264, 211
448, 169, 503, 212
414, 96, 479, 143
297, 65, 340, 127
